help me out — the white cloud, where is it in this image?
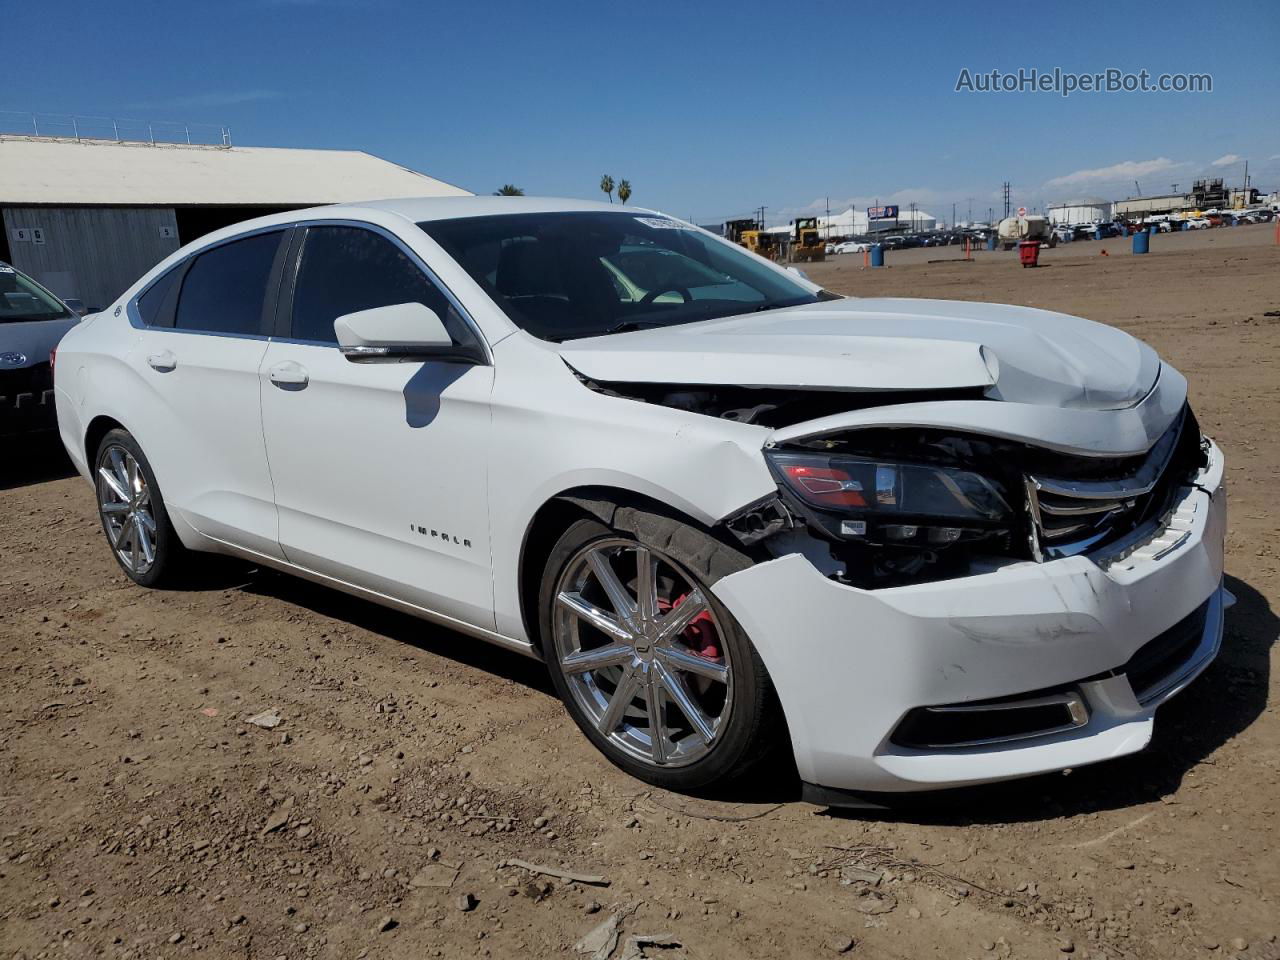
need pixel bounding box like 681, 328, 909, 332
1211, 153, 1243, 167
1044, 157, 1180, 190
127, 90, 284, 111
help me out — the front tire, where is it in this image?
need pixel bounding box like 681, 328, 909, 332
539, 516, 781, 792
93, 428, 191, 587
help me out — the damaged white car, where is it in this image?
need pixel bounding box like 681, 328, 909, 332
53, 198, 1226, 803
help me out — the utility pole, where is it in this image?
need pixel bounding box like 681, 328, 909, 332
952, 202, 956, 230
1243, 159, 1249, 206
1002, 182, 1011, 219
1134, 180, 1141, 196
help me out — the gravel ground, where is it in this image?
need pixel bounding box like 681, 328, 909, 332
2, 223, 1277, 960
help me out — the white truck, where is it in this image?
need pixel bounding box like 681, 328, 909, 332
997, 215, 1057, 251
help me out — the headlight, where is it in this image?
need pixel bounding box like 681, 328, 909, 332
766, 451, 1012, 546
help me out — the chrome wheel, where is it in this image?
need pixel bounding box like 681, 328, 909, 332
96, 444, 157, 576
552, 539, 733, 767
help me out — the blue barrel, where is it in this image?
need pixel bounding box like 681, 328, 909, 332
870, 244, 884, 267
1133, 230, 1150, 255
1120, 223, 1129, 236
985, 234, 997, 251
1094, 227, 1104, 240
1148, 225, 1157, 237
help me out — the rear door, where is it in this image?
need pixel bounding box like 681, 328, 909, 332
126, 229, 288, 558
258, 223, 496, 630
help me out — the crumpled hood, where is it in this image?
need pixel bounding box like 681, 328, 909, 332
0, 317, 80, 368
559, 297, 1160, 411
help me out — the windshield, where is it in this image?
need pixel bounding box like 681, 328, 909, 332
0, 264, 73, 324
418, 211, 829, 341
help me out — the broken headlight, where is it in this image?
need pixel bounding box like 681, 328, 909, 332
766, 451, 1012, 547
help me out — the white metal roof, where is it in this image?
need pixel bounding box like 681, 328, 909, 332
0, 137, 472, 206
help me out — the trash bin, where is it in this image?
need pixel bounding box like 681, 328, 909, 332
1133, 230, 1150, 255
986, 234, 997, 251
1018, 240, 1040, 267
870, 244, 884, 267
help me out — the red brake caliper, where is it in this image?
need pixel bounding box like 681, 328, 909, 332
660, 592, 719, 661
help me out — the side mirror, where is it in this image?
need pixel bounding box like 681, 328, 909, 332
334, 302, 480, 364
786, 266, 810, 281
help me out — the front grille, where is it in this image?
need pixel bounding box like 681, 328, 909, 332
1116, 599, 1210, 704
0, 361, 56, 430
1025, 407, 1203, 559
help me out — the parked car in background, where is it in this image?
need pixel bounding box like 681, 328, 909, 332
1050, 226, 1073, 244
833, 240, 871, 254
1, 261, 81, 438
1186, 217, 1211, 229
53, 197, 1227, 802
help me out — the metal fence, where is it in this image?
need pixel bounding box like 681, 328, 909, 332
0, 112, 231, 147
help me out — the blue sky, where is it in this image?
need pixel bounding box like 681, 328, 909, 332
8, 0, 1279, 225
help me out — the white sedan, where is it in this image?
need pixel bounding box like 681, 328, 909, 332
833, 240, 871, 254
53, 197, 1227, 802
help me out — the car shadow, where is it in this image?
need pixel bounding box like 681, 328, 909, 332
168, 560, 1272, 820
0, 435, 77, 491
231, 566, 554, 693
820, 573, 1274, 824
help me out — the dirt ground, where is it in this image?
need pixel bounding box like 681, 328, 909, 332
2, 223, 1277, 960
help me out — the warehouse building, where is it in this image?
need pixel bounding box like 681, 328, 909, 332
764, 206, 938, 239
1046, 198, 1113, 226
0, 136, 470, 310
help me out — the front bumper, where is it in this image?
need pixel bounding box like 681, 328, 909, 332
712, 439, 1227, 794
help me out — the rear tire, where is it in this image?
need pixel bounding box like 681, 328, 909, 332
93, 428, 192, 588
539, 514, 782, 792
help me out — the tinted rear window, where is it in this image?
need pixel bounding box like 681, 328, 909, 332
136, 267, 180, 327
175, 232, 282, 335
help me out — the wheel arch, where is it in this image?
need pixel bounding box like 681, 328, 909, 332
84, 414, 128, 467
516, 485, 758, 656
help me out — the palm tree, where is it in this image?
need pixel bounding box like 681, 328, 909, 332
600, 175, 615, 203
616, 179, 632, 204
493, 184, 524, 196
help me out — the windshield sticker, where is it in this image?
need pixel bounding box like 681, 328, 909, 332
634, 217, 694, 230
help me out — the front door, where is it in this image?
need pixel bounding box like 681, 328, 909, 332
258, 224, 496, 631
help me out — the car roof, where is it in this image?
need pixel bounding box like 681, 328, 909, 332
322, 195, 645, 223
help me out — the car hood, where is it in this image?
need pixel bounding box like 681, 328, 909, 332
558, 297, 1160, 411
1, 317, 80, 367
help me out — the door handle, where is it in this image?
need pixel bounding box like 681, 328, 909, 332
268, 360, 309, 387
147, 350, 177, 372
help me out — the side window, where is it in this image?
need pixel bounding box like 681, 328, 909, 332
290, 226, 470, 345
174, 232, 282, 335
135, 266, 180, 327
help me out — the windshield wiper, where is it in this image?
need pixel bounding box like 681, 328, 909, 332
602, 319, 670, 335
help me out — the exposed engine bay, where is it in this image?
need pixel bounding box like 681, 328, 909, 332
573, 371, 988, 429
579, 372, 1207, 590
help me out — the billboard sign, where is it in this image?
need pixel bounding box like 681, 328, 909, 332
867, 205, 899, 219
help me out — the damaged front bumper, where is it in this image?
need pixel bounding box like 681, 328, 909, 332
711, 439, 1226, 795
